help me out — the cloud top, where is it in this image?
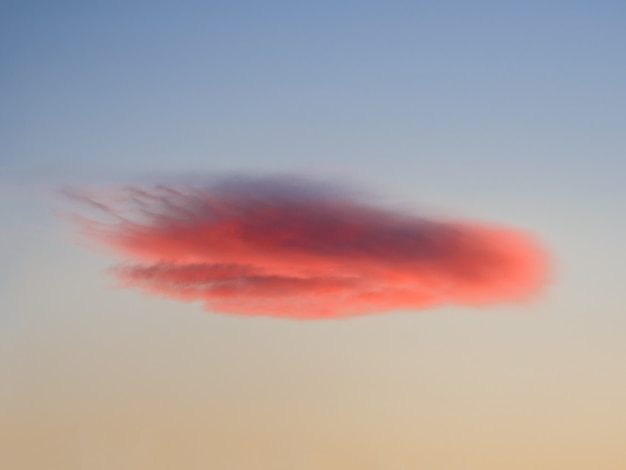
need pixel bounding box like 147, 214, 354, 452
67, 177, 549, 319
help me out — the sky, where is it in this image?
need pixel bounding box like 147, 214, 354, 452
2, 1, 626, 468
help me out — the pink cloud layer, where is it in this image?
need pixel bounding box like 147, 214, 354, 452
68, 178, 549, 319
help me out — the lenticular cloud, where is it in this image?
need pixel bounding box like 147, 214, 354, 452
67, 177, 549, 319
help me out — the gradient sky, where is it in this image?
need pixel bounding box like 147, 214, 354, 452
2, 1, 626, 468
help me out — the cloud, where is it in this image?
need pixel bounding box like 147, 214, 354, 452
65, 176, 549, 319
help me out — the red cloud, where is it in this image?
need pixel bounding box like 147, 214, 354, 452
67, 178, 549, 319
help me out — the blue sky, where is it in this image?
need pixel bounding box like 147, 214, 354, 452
5, 1, 625, 178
